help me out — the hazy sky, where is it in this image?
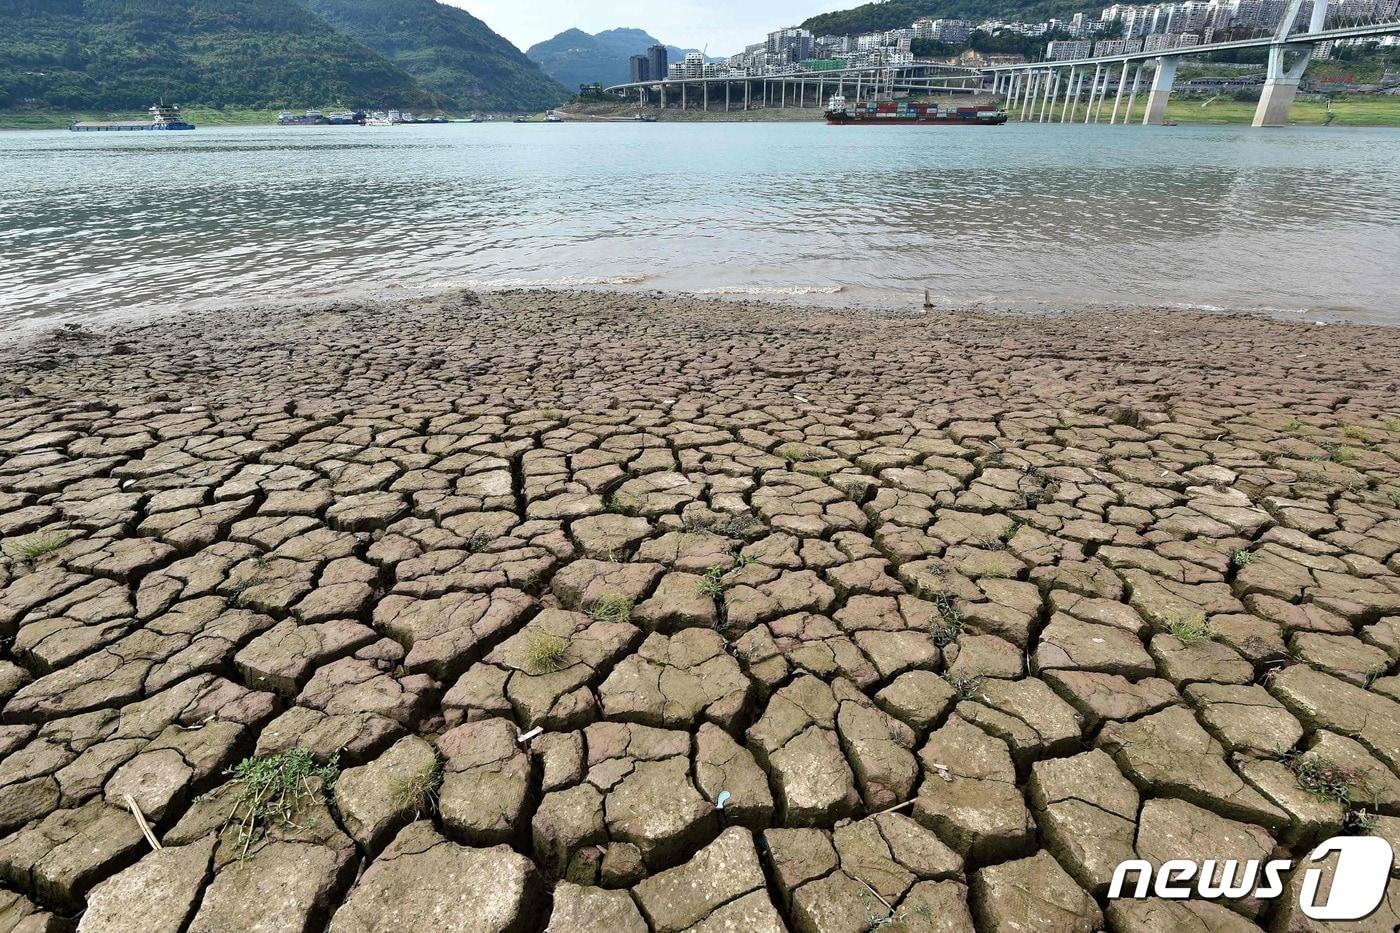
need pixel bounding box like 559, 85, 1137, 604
449, 0, 838, 56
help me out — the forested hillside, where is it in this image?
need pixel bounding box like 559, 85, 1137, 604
302, 0, 566, 111
0, 0, 566, 114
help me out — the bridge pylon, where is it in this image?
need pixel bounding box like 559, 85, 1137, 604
1254, 0, 1329, 125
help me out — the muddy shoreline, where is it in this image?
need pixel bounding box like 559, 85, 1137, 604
1, 289, 1398, 931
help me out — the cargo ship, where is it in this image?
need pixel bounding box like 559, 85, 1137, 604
70, 104, 195, 132
824, 95, 1007, 126
276, 109, 367, 126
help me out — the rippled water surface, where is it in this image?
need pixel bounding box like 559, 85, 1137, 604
3, 121, 1400, 330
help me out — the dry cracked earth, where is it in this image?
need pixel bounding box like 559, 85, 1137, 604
0, 290, 1399, 933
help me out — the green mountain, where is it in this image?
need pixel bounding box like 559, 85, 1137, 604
525, 27, 701, 90
301, 0, 567, 111
0, 0, 437, 111
802, 0, 1094, 37
0, 0, 567, 114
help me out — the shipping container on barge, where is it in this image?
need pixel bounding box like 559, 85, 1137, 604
824, 95, 1006, 126
70, 104, 195, 132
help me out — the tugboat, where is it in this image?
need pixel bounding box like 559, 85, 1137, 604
824, 94, 1006, 126
70, 104, 196, 132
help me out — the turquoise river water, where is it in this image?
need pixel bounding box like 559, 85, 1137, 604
2, 120, 1399, 331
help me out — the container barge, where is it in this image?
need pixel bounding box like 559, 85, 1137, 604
277, 109, 367, 126
70, 104, 195, 132
824, 95, 1007, 126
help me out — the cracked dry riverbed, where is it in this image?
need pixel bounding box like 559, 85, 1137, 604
0, 290, 1399, 933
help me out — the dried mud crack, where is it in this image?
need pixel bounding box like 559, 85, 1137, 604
0, 289, 1399, 932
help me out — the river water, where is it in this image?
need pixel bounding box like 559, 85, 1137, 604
3, 120, 1399, 332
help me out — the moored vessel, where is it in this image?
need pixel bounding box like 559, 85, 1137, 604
70, 104, 196, 132
824, 95, 1006, 126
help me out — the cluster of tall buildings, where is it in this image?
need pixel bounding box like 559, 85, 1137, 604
627, 45, 670, 84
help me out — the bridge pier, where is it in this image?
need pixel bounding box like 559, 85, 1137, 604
1110, 64, 1130, 123
1125, 63, 1144, 123
1253, 44, 1313, 126
1143, 56, 1178, 125
1084, 65, 1102, 123
1255, 0, 1327, 126
1094, 66, 1114, 122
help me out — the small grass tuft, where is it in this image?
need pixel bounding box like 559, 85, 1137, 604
390, 760, 442, 817
605, 493, 639, 516
1232, 549, 1256, 567
1342, 425, 1371, 442
1331, 446, 1360, 463
698, 565, 726, 598
587, 594, 632, 624
463, 531, 493, 553
1289, 755, 1363, 806
1388, 488, 1400, 508
1168, 616, 1214, 646
944, 673, 984, 700
3, 531, 70, 561
216, 748, 338, 858
1283, 419, 1303, 433
928, 592, 965, 647
523, 632, 570, 674
1349, 808, 1379, 835
777, 442, 819, 463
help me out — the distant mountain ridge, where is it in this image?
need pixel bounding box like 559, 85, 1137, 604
301, 0, 566, 111
0, 0, 566, 114
526, 27, 709, 89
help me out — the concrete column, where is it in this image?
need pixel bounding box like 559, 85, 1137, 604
703, 80, 708, 111
1125, 63, 1144, 123
744, 80, 750, 111
1110, 63, 1131, 123
1039, 70, 1056, 122
1020, 71, 1038, 120
1253, 0, 1322, 133
1060, 67, 1076, 122
1143, 56, 1178, 125
781, 80, 787, 108
1083, 64, 1103, 123
1068, 68, 1085, 121
1094, 66, 1114, 122
726, 81, 730, 112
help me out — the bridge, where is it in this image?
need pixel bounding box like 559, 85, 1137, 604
984, 2, 1400, 127
606, 0, 1400, 127
604, 63, 984, 113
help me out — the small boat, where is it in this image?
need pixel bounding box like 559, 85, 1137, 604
70, 104, 195, 132
544, 111, 563, 123
633, 112, 657, 122
325, 110, 366, 126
